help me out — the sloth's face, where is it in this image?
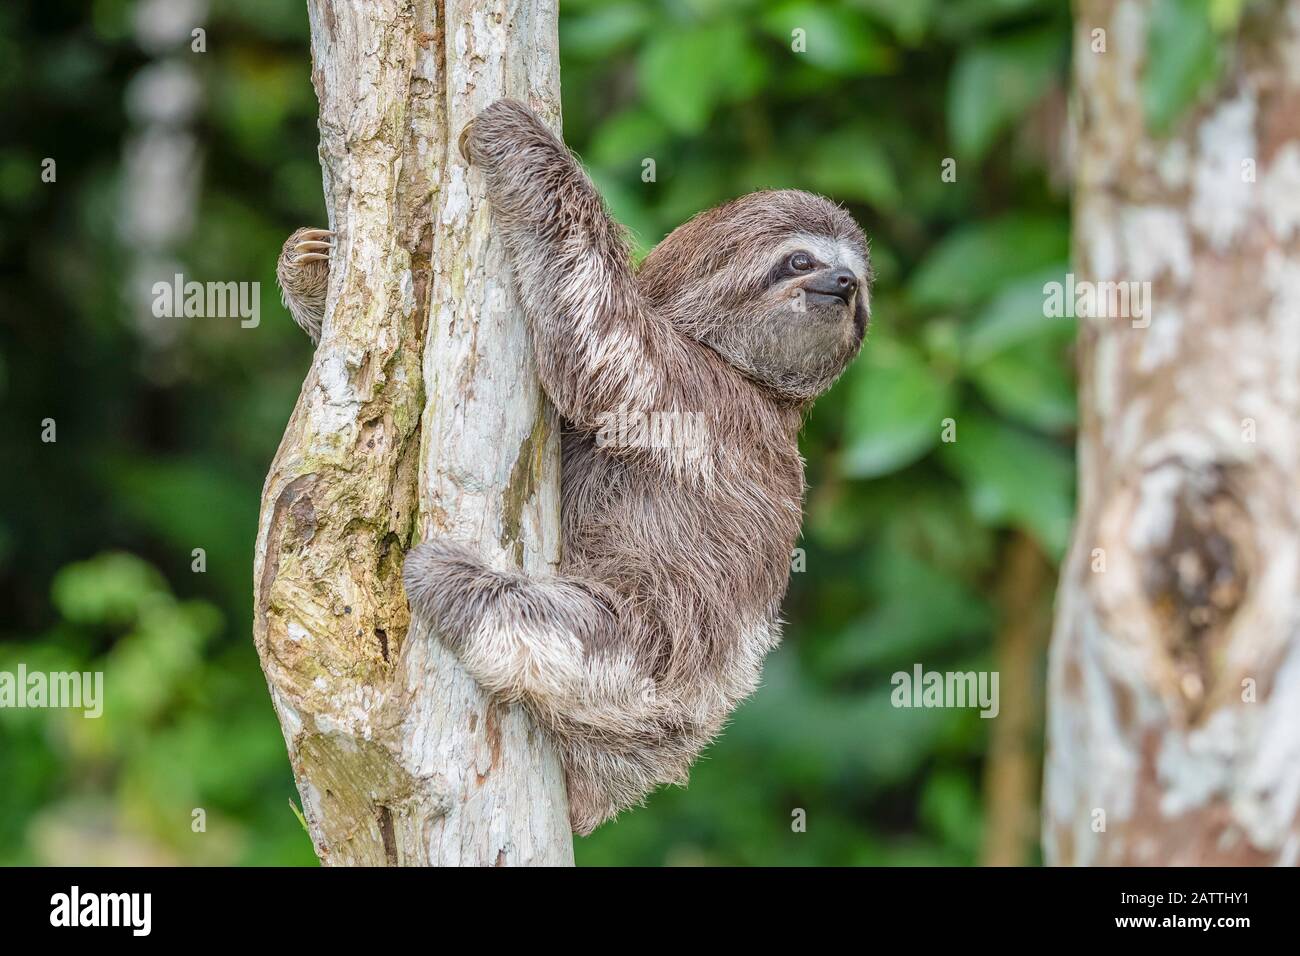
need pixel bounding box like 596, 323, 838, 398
637, 190, 871, 401
716, 233, 870, 400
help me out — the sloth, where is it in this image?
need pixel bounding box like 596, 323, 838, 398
278, 99, 871, 834
276, 226, 333, 342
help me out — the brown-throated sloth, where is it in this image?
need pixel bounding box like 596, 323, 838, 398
278, 99, 871, 835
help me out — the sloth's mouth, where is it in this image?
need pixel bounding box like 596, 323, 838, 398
805, 291, 853, 309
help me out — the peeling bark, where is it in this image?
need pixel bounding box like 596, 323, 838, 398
1045, 0, 1300, 865
252, 0, 572, 866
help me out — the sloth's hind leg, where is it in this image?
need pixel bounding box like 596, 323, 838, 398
403, 537, 695, 834
401, 538, 624, 719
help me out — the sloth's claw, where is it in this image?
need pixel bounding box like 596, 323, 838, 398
458, 119, 475, 164
291, 229, 335, 262
278, 227, 334, 344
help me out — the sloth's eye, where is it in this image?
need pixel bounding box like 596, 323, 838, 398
788, 252, 814, 272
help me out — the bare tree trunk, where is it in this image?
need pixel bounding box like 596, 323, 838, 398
252, 0, 572, 866
982, 533, 1050, 867
1045, 0, 1300, 865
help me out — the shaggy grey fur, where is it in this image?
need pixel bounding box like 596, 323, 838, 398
282, 99, 871, 834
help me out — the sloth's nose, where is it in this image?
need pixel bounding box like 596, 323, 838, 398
831, 269, 857, 298
804, 268, 858, 304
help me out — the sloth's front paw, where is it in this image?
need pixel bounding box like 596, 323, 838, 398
276, 227, 334, 344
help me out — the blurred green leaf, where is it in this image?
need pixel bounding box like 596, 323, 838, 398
587, 108, 670, 168
936, 0, 1059, 37
939, 415, 1074, 556
920, 769, 983, 855
654, 156, 734, 225
909, 216, 1069, 310
561, 2, 651, 58
880, 482, 997, 577
818, 553, 992, 676
806, 123, 900, 206
51, 553, 167, 627
968, 331, 1076, 432
1143, 0, 1220, 134
737, 155, 803, 193
1208, 0, 1249, 30
637, 21, 767, 133
961, 268, 1070, 363
841, 338, 954, 478
105, 597, 220, 726
856, 0, 936, 44
106, 457, 255, 585
760, 3, 898, 74
210, 55, 313, 153
732, 651, 966, 787
223, 0, 311, 39
949, 28, 1061, 162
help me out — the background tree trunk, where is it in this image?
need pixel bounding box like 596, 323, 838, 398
1045, 0, 1300, 865
982, 533, 1051, 867
252, 0, 572, 866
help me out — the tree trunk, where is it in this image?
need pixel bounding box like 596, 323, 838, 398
252, 0, 572, 866
982, 533, 1050, 867
1045, 0, 1300, 865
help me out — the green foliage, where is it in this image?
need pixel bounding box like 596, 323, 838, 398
760, 4, 898, 74
0, 555, 313, 864
0, 0, 319, 866
638, 21, 768, 133
949, 28, 1061, 162
1143, 0, 1221, 134
841, 336, 955, 478
938, 415, 1073, 558
908, 215, 1068, 309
